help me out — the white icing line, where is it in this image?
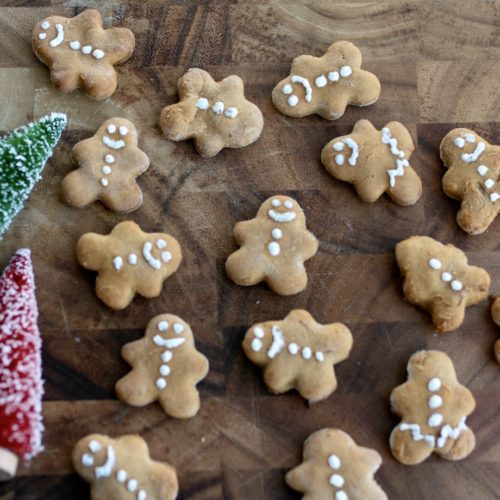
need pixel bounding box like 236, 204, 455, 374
267, 326, 285, 359
142, 242, 161, 270
38, 33, 47, 40
268, 209, 296, 223
88, 440, 102, 453
381, 127, 409, 187
152, 335, 186, 349
291, 75, 312, 102
49, 23, 65, 47
334, 138, 359, 166
41, 21, 50, 30
95, 445, 116, 478
103, 136, 126, 149
461, 142, 485, 163
399, 422, 436, 447
119, 126, 128, 136
387, 159, 409, 188
82, 453, 94, 467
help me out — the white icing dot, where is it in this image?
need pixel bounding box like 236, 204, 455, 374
69, 40, 80, 50
428, 394, 443, 409
428, 413, 443, 427
81, 453, 94, 467
427, 377, 441, 391
288, 343, 299, 355
105, 154, 115, 164
158, 321, 169, 331
173, 323, 185, 334
268, 241, 281, 256
271, 228, 283, 239
155, 378, 167, 390
253, 327, 265, 339
102, 165, 112, 175
138, 491, 147, 500
336, 492, 348, 500
161, 351, 172, 362
451, 280, 463, 291
315, 351, 324, 362
428, 258, 442, 270
329, 474, 345, 488
491, 193, 500, 202
127, 479, 138, 492
328, 71, 340, 82
282, 84, 293, 95
453, 137, 465, 148
100, 178, 109, 187
251, 338, 263, 352
477, 165, 488, 176
224, 107, 238, 119
159, 364, 171, 376
484, 178, 495, 189
128, 253, 137, 265
117, 469, 127, 482
441, 272, 452, 282
161, 251, 172, 263
328, 454, 341, 469
93, 49, 105, 59
107, 124, 117, 134
315, 75, 327, 87
82, 45, 92, 54
41, 21, 50, 29
340, 65, 352, 77
284, 200, 293, 209
333, 142, 345, 152
212, 101, 224, 115
38, 33, 47, 40
195, 97, 209, 110
88, 440, 102, 453
119, 126, 128, 136
156, 239, 167, 249
287, 94, 299, 107
464, 133, 476, 143
112, 256, 123, 271
271, 199, 281, 207
302, 347, 312, 360
335, 154, 345, 166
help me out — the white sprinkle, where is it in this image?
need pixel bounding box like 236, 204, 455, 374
159, 364, 171, 376
328, 71, 340, 82
441, 272, 452, 282
107, 124, 117, 134
282, 84, 293, 95
284, 200, 293, 209
112, 256, 123, 271
315, 75, 327, 87
428, 394, 443, 409
156, 239, 167, 249
93, 49, 105, 59
484, 179, 495, 189
267, 242, 281, 256
272, 228, 283, 239
340, 65, 352, 77
119, 126, 128, 136
224, 107, 238, 119
38, 33, 47, 40
333, 142, 345, 151
428, 258, 442, 270
173, 323, 185, 334
81, 453, 94, 467
253, 327, 265, 338
477, 165, 488, 176
453, 137, 465, 148
335, 154, 345, 166
288, 343, 299, 355
100, 178, 109, 187
428, 378, 441, 391
157, 321, 169, 331
82, 45, 92, 54
302, 347, 312, 360
161, 351, 172, 362
251, 338, 263, 352
329, 473, 345, 488
428, 413, 444, 427
212, 101, 224, 115
41, 21, 50, 29
101, 165, 112, 175
315, 351, 324, 362
161, 251, 172, 263
128, 253, 137, 265
328, 454, 341, 469
155, 378, 167, 390
116, 469, 127, 482
69, 40, 80, 50
195, 97, 209, 110
271, 199, 281, 207
127, 479, 138, 492
287, 94, 298, 107
451, 280, 463, 291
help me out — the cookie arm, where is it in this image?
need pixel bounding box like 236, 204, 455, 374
103, 28, 135, 65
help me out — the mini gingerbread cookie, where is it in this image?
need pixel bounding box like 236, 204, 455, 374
61, 118, 149, 213
159, 68, 264, 157
32, 9, 135, 100
225, 196, 318, 296
390, 350, 476, 465
72, 434, 178, 500
243, 310, 352, 403
116, 314, 209, 419
321, 119, 422, 205
286, 428, 387, 499
76, 221, 182, 310
272, 41, 380, 120
395, 236, 490, 332
492, 297, 500, 364
440, 128, 499, 234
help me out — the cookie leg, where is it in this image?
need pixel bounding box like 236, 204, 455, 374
80, 68, 118, 100
95, 276, 135, 310
266, 266, 308, 296
115, 371, 156, 407
389, 428, 434, 465
101, 184, 143, 214
61, 171, 99, 208
159, 384, 201, 419
193, 135, 226, 158
435, 427, 475, 461
225, 249, 265, 287
429, 300, 465, 332
295, 368, 337, 403
51, 69, 81, 94
456, 189, 497, 235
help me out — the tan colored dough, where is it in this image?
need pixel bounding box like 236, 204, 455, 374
61, 118, 149, 213
243, 309, 352, 403
225, 195, 318, 296
115, 313, 209, 419
272, 41, 380, 120
76, 221, 182, 310
286, 428, 387, 499
72, 434, 178, 500
321, 119, 422, 205
492, 297, 500, 364
390, 350, 476, 465
395, 235, 490, 332
159, 68, 263, 157
440, 128, 499, 235
32, 9, 135, 100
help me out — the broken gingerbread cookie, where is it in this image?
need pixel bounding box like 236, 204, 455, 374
61, 118, 150, 213
286, 428, 387, 500
390, 350, 476, 465
243, 310, 352, 402
321, 119, 422, 205
72, 434, 178, 500
159, 68, 264, 157
116, 314, 209, 419
76, 221, 182, 310
32, 9, 135, 100
440, 128, 499, 235
272, 41, 380, 120
395, 235, 490, 332
225, 195, 318, 296
492, 297, 500, 364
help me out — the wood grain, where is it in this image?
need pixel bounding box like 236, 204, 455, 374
0, 1, 499, 499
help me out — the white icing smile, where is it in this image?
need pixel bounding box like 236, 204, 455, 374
103, 136, 126, 149
333, 138, 359, 166
95, 445, 116, 478
49, 23, 65, 47
381, 127, 409, 187
267, 326, 285, 359
268, 209, 296, 223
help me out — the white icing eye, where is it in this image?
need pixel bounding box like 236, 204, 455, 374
161, 251, 172, 263
38, 33, 47, 40
287, 94, 299, 107
427, 377, 441, 391
81, 453, 94, 467
282, 84, 293, 95
464, 133, 476, 143
428, 258, 442, 270
271, 199, 281, 207
441, 272, 452, 282
315, 75, 327, 87
119, 126, 128, 136
107, 124, 116, 134
253, 327, 264, 338
328, 71, 339, 82
453, 137, 465, 148
88, 440, 102, 453
156, 239, 167, 249
69, 40, 80, 50
41, 21, 50, 29
157, 321, 169, 331
451, 280, 463, 291
284, 200, 293, 209
333, 142, 344, 151
251, 338, 262, 352
105, 154, 115, 164
477, 165, 488, 176
101, 165, 112, 175
93, 49, 105, 59
335, 154, 345, 166
484, 179, 495, 189
340, 65, 352, 77
173, 323, 185, 334
82, 45, 92, 54
328, 454, 341, 469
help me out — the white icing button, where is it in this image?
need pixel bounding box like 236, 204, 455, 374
105, 154, 115, 164
441, 272, 452, 282
451, 280, 463, 291
161, 251, 172, 263
173, 323, 185, 334
212, 101, 224, 115
157, 321, 169, 331
302, 347, 312, 360
428, 413, 444, 427
335, 154, 345, 166
69, 40, 80, 50
253, 327, 265, 339
161, 351, 172, 362
41, 21, 50, 29
93, 49, 105, 59
116, 469, 127, 482
339, 65, 352, 77
315, 75, 327, 87
119, 126, 128, 136
484, 178, 495, 189
271, 199, 281, 207
477, 165, 488, 176
428, 258, 442, 270
328, 454, 341, 469
224, 107, 238, 119
159, 364, 171, 376
328, 71, 340, 82
38, 33, 47, 40
102, 165, 112, 175
315, 351, 325, 362
195, 97, 209, 110
138, 491, 147, 500
251, 338, 263, 352
329, 474, 345, 488
333, 142, 344, 151
453, 137, 465, 148
268, 241, 281, 256
82, 45, 92, 54
127, 479, 138, 492
287, 94, 299, 107
336, 492, 348, 500
271, 228, 283, 239
81, 453, 94, 467
100, 178, 109, 187
156, 239, 167, 249
427, 377, 442, 391
107, 124, 116, 134
288, 343, 299, 355
128, 253, 137, 265
284, 200, 293, 209
282, 84, 293, 95
428, 394, 443, 409
155, 378, 167, 390
113, 256, 123, 271
491, 193, 500, 202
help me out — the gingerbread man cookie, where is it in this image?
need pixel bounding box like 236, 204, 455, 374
225, 196, 318, 296
76, 221, 182, 310
395, 236, 490, 332
243, 310, 352, 402
321, 120, 422, 205
440, 128, 499, 234
32, 10, 135, 100
116, 314, 209, 419
72, 434, 178, 500
492, 297, 500, 364
272, 41, 380, 120
390, 350, 476, 465
159, 68, 264, 157
61, 118, 149, 213
286, 428, 387, 500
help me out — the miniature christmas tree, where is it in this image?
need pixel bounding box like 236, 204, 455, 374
0, 113, 67, 237
0, 249, 44, 479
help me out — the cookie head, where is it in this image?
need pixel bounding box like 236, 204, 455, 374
72, 434, 115, 482
406, 350, 456, 386
257, 195, 306, 227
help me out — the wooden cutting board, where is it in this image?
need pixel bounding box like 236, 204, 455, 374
0, 1, 499, 499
